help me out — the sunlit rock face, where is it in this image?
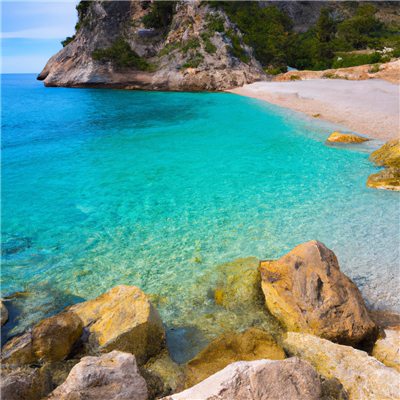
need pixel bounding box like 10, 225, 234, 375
38, 1, 266, 91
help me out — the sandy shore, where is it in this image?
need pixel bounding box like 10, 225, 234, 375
228, 79, 399, 141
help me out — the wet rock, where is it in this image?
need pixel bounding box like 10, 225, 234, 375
369, 138, 400, 168
1, 300, 9, 326
68, 285, 165, 365
182, 326, 285, 389
367, 166, 400, 191
283, 332, 400, 400
372, 326, 400, 372
45, 351, 148, 400
1, 312, 83, 365
260, 240, 378, 346
367, 139, 400, 191
31, 312, 83, 362
1, 365, 52, 400
143, 350, 183, 397
163, 357, 322, 400
321, 377, 349, 400
1, 333, 37, 365
325, 131, 371, 144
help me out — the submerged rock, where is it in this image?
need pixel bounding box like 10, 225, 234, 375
68, 285, 166, 365
163, 357, 322, 400
283, 332, 400, 400
372, 326, 400, 372
182, 326, 285, 389
1, 300, 9, 326
260, 240, 378, 346
326, 131, 371, 144
45, 351, 148, 400
367, 138, 400, 191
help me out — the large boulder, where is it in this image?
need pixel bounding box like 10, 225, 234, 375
367, 138, 400, 191
68, 285, 166, 365
283, 332, 400, 400
163, 357, 322, 400
260, 240, 378, 346
1, 365, 52, 400
1, 300, 9, 326
182, 326, 285, 389
372, 326, 400, 372
45, 351, 148, 400
1, 312, 83, 365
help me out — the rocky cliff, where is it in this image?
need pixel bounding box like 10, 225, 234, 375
37, 1, 267, 91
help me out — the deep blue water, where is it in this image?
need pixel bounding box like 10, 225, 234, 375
2, 74, 399, 356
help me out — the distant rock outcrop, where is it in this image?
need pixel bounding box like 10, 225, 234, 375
37, 1, 266, 91
260, 240, 378, 346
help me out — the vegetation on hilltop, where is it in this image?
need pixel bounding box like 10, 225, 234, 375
62, 1, 399, 73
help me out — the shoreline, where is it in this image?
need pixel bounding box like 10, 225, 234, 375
227, 79, 399, 142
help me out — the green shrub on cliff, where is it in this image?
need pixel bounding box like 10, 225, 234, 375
205, 13, 225, 35
208, 1, 295, 68
201, 33, 217, 54
92, 37, 155, 71
142, 1, 177, 29
224, 30, 250, 63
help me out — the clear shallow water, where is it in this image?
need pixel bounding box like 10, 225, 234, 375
2, 74, 399, 357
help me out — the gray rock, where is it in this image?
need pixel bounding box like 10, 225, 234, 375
162, 357, 322, 400
45, 351, 148, 400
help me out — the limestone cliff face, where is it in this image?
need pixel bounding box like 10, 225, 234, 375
38, 1, 267, 91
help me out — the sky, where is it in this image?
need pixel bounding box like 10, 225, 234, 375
1, 1, 78, 73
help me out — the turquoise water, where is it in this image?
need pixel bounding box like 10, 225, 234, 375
2, 74, 399, 356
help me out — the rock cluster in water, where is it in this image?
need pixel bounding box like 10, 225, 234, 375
367, 138, 400, 191
1, 240, 399, 400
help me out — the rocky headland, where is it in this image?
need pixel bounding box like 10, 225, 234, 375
37, 1, 266, 91
1, 240, 399, 400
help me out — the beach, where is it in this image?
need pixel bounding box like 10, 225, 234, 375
228, 79, 399, 141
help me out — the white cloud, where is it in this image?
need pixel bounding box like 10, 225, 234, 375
2, 55, 57, 73
1, 26, 75, 39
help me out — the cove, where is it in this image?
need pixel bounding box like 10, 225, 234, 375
1, 74, 399, 358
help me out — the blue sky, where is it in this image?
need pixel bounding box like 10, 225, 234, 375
1, 1, 78, 73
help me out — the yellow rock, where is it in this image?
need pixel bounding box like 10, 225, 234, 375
326, 131, 371, 143
283, 332, 400, 400
367, 139, 400, 191
260, 241, 378, 346
369, 138, 400, 168
372, 326, 400, 372
182, 326, 286, 390
1, 312, 82, 365
31, 312, 83, 362
68, 285, 165, 365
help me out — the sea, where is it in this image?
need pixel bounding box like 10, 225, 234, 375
2, 73, 399, 361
